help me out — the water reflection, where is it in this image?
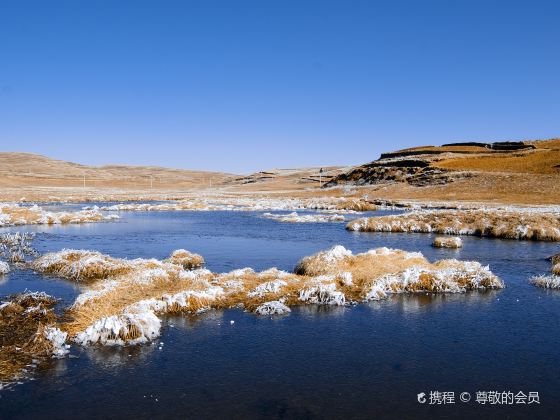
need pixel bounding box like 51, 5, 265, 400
83, 341, 157, 369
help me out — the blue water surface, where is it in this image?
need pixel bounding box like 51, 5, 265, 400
1, 207, 559, 419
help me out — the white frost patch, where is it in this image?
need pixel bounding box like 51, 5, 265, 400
262, 212, 345, 223
531, 274, 560, 289
160, 286, 224, 313
364, 263, 501, 301
255, 300, 291, 315
316, 245, 352, 264
134, 267, 170, 284
299, 283, 346, 305
248, 280, 288, 297
340, 272, 353, 286
0, 261, 10, 274
258, 268, 292, 278
74, 310, 162, 346
227, 268, 254, 277
43, 327, 70, 358
73, 280, 119, 306
0, 203, 119, 227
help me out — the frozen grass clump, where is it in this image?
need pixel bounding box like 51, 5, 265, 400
432, 236, 463, 248
294, 245, 503, 302
99, 197, 376, 213
0, 292, 69, 385
262, 212, 345, 223
74, 309, 161, 346
0, 261, 9, 275
299, 283, 346, 305
59, 245, 501, 347
0, 203, 119, 227
347, 210, 560, 241
255, 300, 291, 315
0, 232, 37, 264
32, 248, 205, 283
32, 249, 134, 282
164, 249, 205, 269
530, 275, 560, 289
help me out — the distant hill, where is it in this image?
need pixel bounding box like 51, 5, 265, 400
0, 152, 347, 201
0, 152, 235, 190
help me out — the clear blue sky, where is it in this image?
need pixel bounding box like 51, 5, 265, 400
0, 0, 558, 173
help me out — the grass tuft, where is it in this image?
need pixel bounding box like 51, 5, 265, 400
348, 210, 560, 241
0, 292, 68, 385
432, 236, 463, 248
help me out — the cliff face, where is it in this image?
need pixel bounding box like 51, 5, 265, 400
325, 140, 554, 188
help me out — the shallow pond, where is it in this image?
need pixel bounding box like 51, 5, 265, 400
1, 207, 559, 419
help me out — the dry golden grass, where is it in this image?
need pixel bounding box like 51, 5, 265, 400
527, 139, 560, 149
531, 274, 560, 289
57, 245, 501, 345
0, 293, 61, 383
432, 237, 463, 248
0, 139, 558, 207
553, 264, 560, 276
0, 203, 117, 227
294, 246, 502, 300
348, 210, 560, 241
164, 249, 205, 269
32, 250, 134, 282
435, 149, 560, 174
32, 249, 205, 283
334, 198, 377, 211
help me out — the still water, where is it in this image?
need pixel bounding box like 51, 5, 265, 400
1, 207, 559, 419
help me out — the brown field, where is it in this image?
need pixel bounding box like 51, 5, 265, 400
0, 138, 559, 206
435, 148, 560, 174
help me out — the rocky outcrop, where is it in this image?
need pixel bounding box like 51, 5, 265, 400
324, 140, 535, 188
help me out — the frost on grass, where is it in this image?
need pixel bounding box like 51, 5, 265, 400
347, 210, 560, 241
32, 249, 135, 282
58, 245, 501, 347
262, 212, 345, 223
0, 232, 37, 264
432, 236, 463, 248
530, 275, 560, 289
0, 203, 119, 227
99, 197, 377, 213
0, 261, 9, 275
530, 257, 560, 289
255, 300, 291, 315
294, 246, 503, 301
0, 292, 69, 386
164, 249, 205, 269
32, 248, 204, 283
